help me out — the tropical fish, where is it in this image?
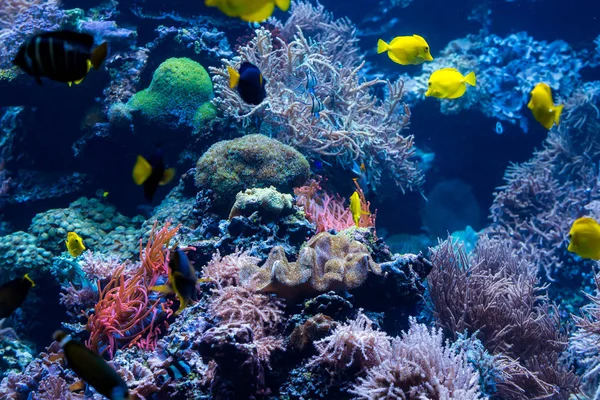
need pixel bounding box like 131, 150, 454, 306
228, 62, 267, 105
53, 331, 131, 400
527, 82, 564, 130
425, 68, 476, 99
132, 149, 176, 202
0, 274, 35, 319
309, 93, 325, 118
568, 217, 600, 260
349, 189, 369, 227
305, 69, 317, 95
377, 35, 433, 65
13, 30, 107, 86
151, 247, 198, 315
66, 232, 86, 257
352, 161, 368, 192
158, 359, 192, 384
205, 0, 291, 22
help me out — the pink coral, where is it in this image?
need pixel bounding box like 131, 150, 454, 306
201, 249, 261, 288
308, 311, 391, 373
79, 251, 122, 281
86, 221, 179, 358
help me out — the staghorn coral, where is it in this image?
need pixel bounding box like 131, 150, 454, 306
240, 231, 382, 299
308, 311, 391, 373
210, 1, 420, 193
428, 236, 578, 399
350, 317, 482, 400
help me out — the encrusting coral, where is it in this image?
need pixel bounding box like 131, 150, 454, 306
240, 231, 382, 299
229, 186, 294, 220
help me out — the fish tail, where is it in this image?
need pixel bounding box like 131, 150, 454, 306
464, 71, 476, 86
23, 273, 35, 287
275, 0, 291, 11
227, 66, 240, 89
90, 43, 108, 70
377, 39, 389, 54
554, 104, 564, 126
132, 155, 153, 185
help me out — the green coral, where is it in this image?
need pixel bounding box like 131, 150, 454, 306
0, 67, 19, 84
128, 57, 215, 131
195, 134, 310, 212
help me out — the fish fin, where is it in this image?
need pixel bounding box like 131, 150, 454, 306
86, 59, 92, 73
227, 66, 240, 89
554, 104, 564, 126
132, 155, 153, 185
274, 0, 291, 11
464, 71, 476, 87
377, 39, 389, 54
205, 0, 218, 5
90, 43, 108, 70
74, 77, 85, 85
387, 50, 408, 65
68, 81, 73, 87
151, 285, 174, 294
240, 2, 275, 22
159, 168, 176, 186
23, 274, 35, 287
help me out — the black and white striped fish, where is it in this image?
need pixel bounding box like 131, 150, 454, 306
13, 30, 107, 87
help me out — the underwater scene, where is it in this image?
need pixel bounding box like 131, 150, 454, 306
0, 0, 600, 398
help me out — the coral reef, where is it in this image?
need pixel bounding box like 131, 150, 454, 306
127, 57, 216, 133
239, 231, 382, 299
211, 1, 421, 193
195, 134, 310, 211
229, 186, 294, 220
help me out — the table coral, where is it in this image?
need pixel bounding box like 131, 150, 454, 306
240, 231, 382, 299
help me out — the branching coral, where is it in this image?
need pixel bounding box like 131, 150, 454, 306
428, 236, 578, 398
86, 222, 179, 358
210, 1, 421, 193
0, 0, 44, 29
294, 178, 375, 233
240, 232, 382, 299
350, 318, 482, 400
308, 311, 391, 373
485, 81, 600, 281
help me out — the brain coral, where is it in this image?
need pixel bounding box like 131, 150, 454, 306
240, 232, 382, 299
195, 134, 310, 211
128, 57, 216, 132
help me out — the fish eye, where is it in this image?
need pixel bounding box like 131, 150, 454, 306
425, 47, 429, 52
428, 82, 432, 86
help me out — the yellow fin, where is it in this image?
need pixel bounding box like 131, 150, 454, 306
23, 274, 35, 287
240, 2, 275, 22
86, 59, 92, 73
464, 71, 476, 87
151, 285, 174, 294
228, 66, 240, 89
90, 43, 108, 70
132, 155, 153, 185
274, 0, 290, 11
554, 104, 564, 126
68, 82, 73, 87
377, 39, 389, 54
74, 77, 85, 85
160, 168, 176, 186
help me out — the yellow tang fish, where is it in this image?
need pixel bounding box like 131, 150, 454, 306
377, 35, 433, 65
205, 0, 291, 22
66, 232, 86, 257
349, 190, 369, 227
568, 217, 600, 260
527, 82, 564, 130
425, 68, 476, 99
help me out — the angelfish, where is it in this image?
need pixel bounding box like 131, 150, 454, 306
53, 331, 131, 400
151, 247, 198, 315
0, 274, 35, 319
13, 30, 107, 86
132, 148, 175, 202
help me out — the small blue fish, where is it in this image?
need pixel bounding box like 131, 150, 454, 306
309, 93, 325, 118
495, 121, 504, 135
305, 70, 317, 95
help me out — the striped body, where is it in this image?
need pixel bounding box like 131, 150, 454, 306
13, 30, 106, 85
